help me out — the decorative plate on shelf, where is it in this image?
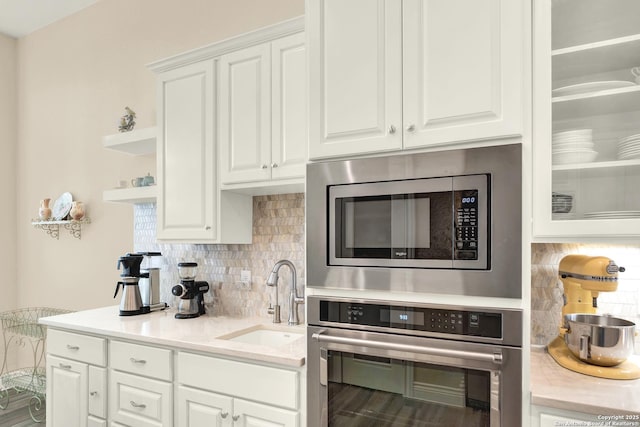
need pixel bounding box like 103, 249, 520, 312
52, 192, 73, 220
552, 81, 635, 97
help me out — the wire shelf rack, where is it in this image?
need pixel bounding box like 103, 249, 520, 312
0, 307, 73, 423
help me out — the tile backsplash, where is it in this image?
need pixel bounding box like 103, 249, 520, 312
133, 193, 305, 322
531, 243, 640, 353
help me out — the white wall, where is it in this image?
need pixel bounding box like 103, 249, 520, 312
0, 33, 17, 312
15, 0, 304, 311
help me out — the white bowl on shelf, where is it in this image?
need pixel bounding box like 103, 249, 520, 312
552, 150, 598, 165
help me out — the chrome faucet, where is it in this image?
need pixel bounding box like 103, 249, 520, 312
266, 260, 304, 325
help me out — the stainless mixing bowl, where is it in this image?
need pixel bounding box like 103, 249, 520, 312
564, 314, 636, 367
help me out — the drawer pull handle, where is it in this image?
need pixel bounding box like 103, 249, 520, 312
90, 391, 98, 397
59, 363, 72, 370
232, 415, 240, 422
130, 401, 146, 409
130, 358, 147, 364
220, 412, 229, 419
66, 345, 80, 351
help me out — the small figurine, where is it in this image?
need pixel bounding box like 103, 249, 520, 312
118, 107, 136, 132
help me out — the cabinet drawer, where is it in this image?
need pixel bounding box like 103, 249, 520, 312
110, 370, 172, 427
110, 340, 172, 381
178, 352, 299, 410
47, 329, 106, 366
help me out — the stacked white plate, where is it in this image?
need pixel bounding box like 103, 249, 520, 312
617, 133, 640, 160
552, 129, 598, 165
584, 211, 640, 219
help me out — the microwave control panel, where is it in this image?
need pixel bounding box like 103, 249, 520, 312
319, 300, 502, 339
454, 189, 479, 260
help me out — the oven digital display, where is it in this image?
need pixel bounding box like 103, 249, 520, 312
382, 309, 425, 326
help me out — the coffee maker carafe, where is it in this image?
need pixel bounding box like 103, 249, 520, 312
139, 252, 168, 313
114, 253, 144, 316
171, 262, 209, 319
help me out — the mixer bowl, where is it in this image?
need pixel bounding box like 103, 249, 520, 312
564, 314, 635, 367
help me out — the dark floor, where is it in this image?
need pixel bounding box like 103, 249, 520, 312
0, 390, 43, 427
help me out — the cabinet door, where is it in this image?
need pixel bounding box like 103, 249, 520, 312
402, 0, 523, 149
307, 0, 403, 159
157, 60, 216, 241
219, 43, 271, 184
177, 386, 233, 427
46, 355, 88, 427
271, 32, 308, 181
88, 366, 107, 419
532, 0, 640, 238
234, 399, 299, 427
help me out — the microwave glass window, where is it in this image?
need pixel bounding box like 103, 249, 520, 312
327, 351, 490, 427
335, 192, 452, 260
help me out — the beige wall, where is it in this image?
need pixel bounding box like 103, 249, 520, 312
0, 33, 17, 312
15, 0, 304, 310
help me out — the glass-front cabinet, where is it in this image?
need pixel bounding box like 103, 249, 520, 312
533, 0, 640, 238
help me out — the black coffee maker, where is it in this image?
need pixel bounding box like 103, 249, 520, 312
114, 253, 144, 316
171, 262, 209, 319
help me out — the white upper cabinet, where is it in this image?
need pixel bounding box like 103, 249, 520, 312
271, 33, 307, 181
156, 61, 217, 241
533, 0, 640, 239
307, 0, 403, 159
219, 32, 307, 187
402, 0, 523, 148
307, 0, 524, 160
219, 43, 272, 184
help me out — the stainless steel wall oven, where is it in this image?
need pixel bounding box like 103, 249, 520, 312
306, 144, 522, 298
307, 296, 523, 427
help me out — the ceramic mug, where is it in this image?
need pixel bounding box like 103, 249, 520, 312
142, 174, 155, 186
632, 67, 640, 84
131, 177, 144, 187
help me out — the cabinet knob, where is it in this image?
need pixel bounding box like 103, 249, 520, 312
90, 391, 98, 397
59, 363, 72, 370
130, 400, 146, 409
130, 357, 147, 364
66, 344, 79, 351
389, 125, 396, 134
232, 415, 240, 422
204, 225, 211, 230
261, 164, 268, 169
406, 124, 416, 132
271, 163, 278, 168
220, 412, 229, 419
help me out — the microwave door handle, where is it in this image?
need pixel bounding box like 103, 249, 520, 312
312, 332, 503, 365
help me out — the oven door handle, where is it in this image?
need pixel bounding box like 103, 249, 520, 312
312, 331, 503, 364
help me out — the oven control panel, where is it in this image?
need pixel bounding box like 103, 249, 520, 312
320, 300, 502, 339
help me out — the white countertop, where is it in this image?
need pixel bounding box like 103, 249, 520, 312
531, 346, 640, 415
39, 306, 306, 368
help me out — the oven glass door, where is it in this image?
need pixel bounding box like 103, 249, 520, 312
325, 350, 492, 427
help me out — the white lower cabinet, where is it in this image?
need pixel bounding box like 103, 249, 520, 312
177, 352, 300, 427
531, 405, 605, 427
46, 330, 107, 427
108, 340, 173, 427
47, 329, 303, 427
109, 371, 172, 427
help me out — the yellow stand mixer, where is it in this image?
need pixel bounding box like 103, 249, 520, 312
548, 254, 640, 379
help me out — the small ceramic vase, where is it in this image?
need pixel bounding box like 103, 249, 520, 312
69, 201, 85, 220
39, 198, 52, 221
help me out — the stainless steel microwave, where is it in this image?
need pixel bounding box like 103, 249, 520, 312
330, 174, 488, 269
306, 144, 522, 298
